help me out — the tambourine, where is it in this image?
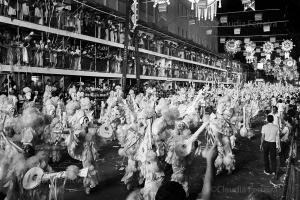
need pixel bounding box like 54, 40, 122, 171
23, 167, 88, 190
22, 167, 44, 190
174, 122, 209, 157
98, 123, 113, 139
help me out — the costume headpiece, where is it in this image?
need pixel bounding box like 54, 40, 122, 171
23, 87, 32, 94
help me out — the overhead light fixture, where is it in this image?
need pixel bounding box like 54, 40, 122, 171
220, 38, 226, 43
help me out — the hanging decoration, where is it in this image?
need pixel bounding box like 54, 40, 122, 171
284, 57, 296, 68
276, 48, 282, 54
264, 61, 272, 74
220, 15, 228, 23
152, 0, 170, 11
262, 42, 274, 60
241, 0, 255, 11
281, 40, 294, 59
273, 64, 281, 75
244, 38, 250, 43
244, 41, 256, 63
274, 57, 282, 66
225, 39, 241, 55
254, 13, 262, 21
206, 29, 213, 35
194, 0, 222, 21
263, 25, 271, 32
188, 0, 199, 10
270, 37, 276, 43
260, 58, 267, 66
252, 57, 258, 70
234, 28, 241, 35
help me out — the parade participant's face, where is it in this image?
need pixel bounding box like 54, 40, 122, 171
40, 160, 47, 169
50, 109, 55, 118
25, 92, 31, 100
82, 117, 89, 127
9, 108, 15, 116
111, 123, 117, 130
71, 92, 77, 100
120, 117, 126, 124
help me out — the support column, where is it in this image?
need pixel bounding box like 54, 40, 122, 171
121, 0, 132, 94
134, 28, 141, 92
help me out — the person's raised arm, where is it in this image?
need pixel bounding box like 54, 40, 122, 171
260, 126, 265, 151
199, 142, 218, 200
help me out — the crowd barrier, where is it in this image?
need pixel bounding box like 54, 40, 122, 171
281, 134, 299, 200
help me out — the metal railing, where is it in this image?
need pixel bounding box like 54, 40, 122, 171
281, 134, 299, 200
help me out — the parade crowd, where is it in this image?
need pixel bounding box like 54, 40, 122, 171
0, 79, 298, 200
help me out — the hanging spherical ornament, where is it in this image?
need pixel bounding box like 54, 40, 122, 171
274, 65, 281, 72
225, 39, 241, 54
245, 41, 256, 53
263, 42, 274, 60
274, 57, 282, 65
244, 41, 256, 63
281, 40, 294, 52
245, 52, 255, 63
263, 42, 274, 54
260, 58, 267, 64
281, 40, 294, 58
284, 57, 296, 67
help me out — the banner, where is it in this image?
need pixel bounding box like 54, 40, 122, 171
234, 28, 241, 35
220, 16, 228, 23
254, 13, 262, 21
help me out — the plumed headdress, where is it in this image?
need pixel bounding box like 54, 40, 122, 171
66, 100, 80, 116
80, 97, 92, 110
68, 87, 77, 96
23, 87, 32, 94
